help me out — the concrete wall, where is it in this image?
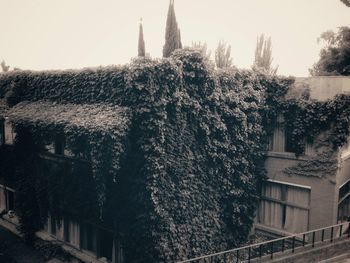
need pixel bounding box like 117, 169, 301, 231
292, 76, 350, 101
260, 77, 350, 235
265, 152, 338, 231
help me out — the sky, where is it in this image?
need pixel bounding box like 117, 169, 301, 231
0, 0, 349, 76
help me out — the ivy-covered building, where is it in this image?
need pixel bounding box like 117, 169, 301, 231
256, 76, 350, 237
0, 50, 350, 263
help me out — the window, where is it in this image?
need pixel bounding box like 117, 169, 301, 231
44, 141, 55, 154
4, 119, 15, 145
0, 186, 6, 211
44, 216, 123, 262
47, 215, 64, 240
0, 185, 15, 212
338, 180, 350, 221
284, 127, 294, 153
43, 135, 78, 158
80, 222, 98, 254
270, 115, 285, 152
46, 216, 80, 247
54, 135, 65, 155
64, 218, 80, 248
50, 216, 57, 236
258, 180, 310, 233
114, 239, 125, 263
7, 190, 14, 211
100, 229, 114, 261
269, 115, 300, 154
0, 120, 4, 146
66, 136, 89, 159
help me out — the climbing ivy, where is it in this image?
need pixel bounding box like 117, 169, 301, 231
0, 49, 349, 262
282, 94, 350, 155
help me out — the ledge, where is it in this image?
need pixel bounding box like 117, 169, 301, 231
36, 231, 109, 263
0, 216, 21, 236
255, 223, 295, 237
39, 152, 90, 164
341, 151, 350, 161
267, 151, 309, 161
0, 217, 108, 263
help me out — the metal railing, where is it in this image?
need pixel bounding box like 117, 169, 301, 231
177, 221, 350, 263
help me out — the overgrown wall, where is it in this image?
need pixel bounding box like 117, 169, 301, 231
4, 49, 349, 262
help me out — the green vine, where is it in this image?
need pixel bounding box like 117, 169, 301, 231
0, 49, 349, 262
282, 94, 350, 155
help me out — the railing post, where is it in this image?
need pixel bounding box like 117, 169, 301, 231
259, 244, 262, 258
321, 229, 325, 242
270, 242, 274, 259
174, 223, 350, 263
331, 227, 334, 242
340, 224, 343, 237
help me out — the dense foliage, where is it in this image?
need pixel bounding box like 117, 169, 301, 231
281, 94, 350, 155
0, 66, 128, 106
340, 0, 350, 7
0, 49, 349, 262
310, 26, 350, 76
7, 101, 130, 212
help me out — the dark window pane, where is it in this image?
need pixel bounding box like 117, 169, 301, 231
100, 229, 113, 261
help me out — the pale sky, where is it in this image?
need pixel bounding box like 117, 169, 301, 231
0, 0, 349, 76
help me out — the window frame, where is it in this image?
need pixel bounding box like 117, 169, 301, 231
259, 179, 311, 232
0, 119, 4, 146
338, 179, 350, 221
0, 184, 16, 212
3, 118, 15, 145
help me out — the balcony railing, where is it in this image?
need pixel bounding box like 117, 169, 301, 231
177, 221, 350, 263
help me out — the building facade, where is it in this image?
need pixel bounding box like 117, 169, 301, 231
0, 71, 349, 262
256, 76, 350, 238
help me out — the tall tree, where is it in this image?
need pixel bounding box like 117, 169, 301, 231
192, 41, 211, 61
253, 34, 278, 75
310, 26, 350, 76
1, 60, 10, 72
340, 0, 350, 7
215, 40, 232, 68
138, 18, 146, 57
177, 29, 182, 49
163, 0, 182, 57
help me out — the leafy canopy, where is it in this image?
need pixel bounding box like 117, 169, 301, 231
253, 34, 278, 75
310, 26, 350, 76
215, 40, 233, 69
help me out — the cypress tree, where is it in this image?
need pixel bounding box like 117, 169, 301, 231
177, 29, 182, 49
163, 0, 182, 57
138, 18, 146, 57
